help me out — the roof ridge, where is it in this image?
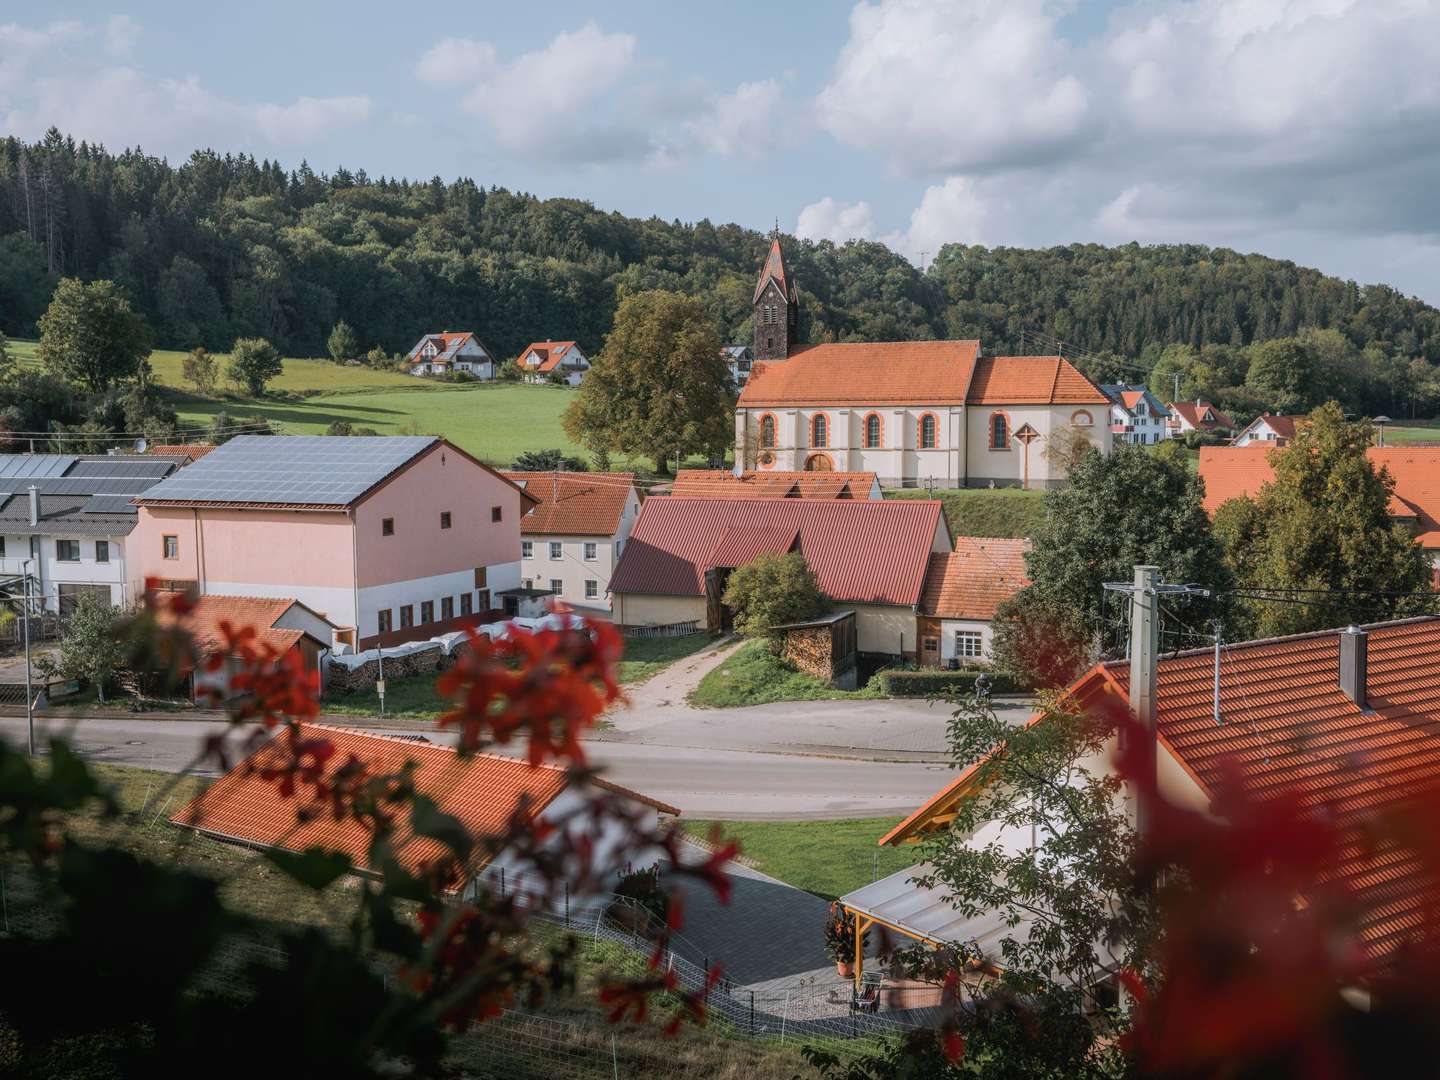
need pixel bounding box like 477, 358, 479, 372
306, 723, 568, 773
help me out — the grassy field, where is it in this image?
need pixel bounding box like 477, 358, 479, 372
322, 633, 719, 719
884, 486, 1048, 539
10, 339, 719, 471
688, 639, 885, 708
685, 818, 910, 900
1382, 421, 1440, 445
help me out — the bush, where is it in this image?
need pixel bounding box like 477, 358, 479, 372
720, 552, 829, 642
876, 668, 1024, 698
226, 337, 284, 395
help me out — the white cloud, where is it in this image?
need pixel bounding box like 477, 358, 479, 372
685, 79, 784, 159
816, 0, 1088, 176
414, 37, 498, 87
890, 176, 991, 257
796, 197, 877, 244
0, 17, 370, 155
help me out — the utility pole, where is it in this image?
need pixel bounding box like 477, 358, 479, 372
1103, 567, 1211, 837
1173, 372, 1180, 403
22, 558, 34, 758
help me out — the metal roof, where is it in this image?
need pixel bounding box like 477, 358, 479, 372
610, 497, 945, 607
841, 861, 1036, 953
136, 435, 437, 507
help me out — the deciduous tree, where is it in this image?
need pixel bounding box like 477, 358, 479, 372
36, 277, 152, 392
181, 346, 217, 394
226, 336, 284, 395
563, 290, 732, 475
721, 552, 829, 643
38, 592, 125, 701
1214, 401, 1433, 636
327, 319, 359, 363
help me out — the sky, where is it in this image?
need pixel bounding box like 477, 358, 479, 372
4, 0, 1440, 303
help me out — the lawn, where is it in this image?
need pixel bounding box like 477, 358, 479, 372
688, 639, 885, 708
11, 338, 720, 471
684, 818, 911, 900
1381, 421, 1440, 446
616, 632, 717, 684
884, 486, 1048, 539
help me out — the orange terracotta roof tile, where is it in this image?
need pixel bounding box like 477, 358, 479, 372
147, 443, 217, 461
918, 538, 1031, 620
967, 355, 1109, 405
738, 341, 982, 407
1200, 446, 1440, 546
1168, 401, 1234, 430
518, 340, 580, 373
888, 617, 1440, 964
172, 725, 573, 877
156, 594, 326, 656
500, 471, 635, 536
670, 469, 880, 500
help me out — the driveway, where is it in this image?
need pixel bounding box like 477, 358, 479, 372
605, 635, 1034, 759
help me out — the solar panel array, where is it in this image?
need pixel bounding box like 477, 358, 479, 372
81, 494, 145, 514
137, 435, 438, 506
69, 458, 175, 480
0, 455, 75, 479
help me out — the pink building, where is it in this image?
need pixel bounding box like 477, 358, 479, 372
130, 436, 536, 649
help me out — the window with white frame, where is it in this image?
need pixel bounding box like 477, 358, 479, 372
583, 542, 597, 561
584, 580, 598, 600
954, 630, 984, 659
521, 540, 533, 559
549, 541, 563, 560
549, 578, 563, 595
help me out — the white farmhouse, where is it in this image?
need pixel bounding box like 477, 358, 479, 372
518, 340, 591, 386
406, 331, 496, 378
1100, 384, 1172, 445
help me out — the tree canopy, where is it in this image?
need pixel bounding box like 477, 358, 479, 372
226, 337, 284, 395
1214, 402, 1433, 637
563, 290, 732, 473
36, 277, 152, 392
720, 552, 830, 642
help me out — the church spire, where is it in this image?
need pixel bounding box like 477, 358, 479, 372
753, 229, 799, 362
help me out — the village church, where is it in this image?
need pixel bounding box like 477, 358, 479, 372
734, 237, 1112, 488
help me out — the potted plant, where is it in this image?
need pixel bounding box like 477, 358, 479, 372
824, 901, 868, 977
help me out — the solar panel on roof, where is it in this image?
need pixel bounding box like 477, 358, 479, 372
81, 494, 142, 515
136, 435, 438, 506
69, 457, 175, 479
0, 455, 76, 479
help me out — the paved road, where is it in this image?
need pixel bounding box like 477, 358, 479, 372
0, 714, 954, 820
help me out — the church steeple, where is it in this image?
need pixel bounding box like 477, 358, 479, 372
753, 230, 798, 362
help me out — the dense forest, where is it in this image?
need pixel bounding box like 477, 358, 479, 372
3, 129, 1439, 414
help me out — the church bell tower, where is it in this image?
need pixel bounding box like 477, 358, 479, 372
753, 230, 798, 362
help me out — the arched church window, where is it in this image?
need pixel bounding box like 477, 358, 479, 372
811, 413, 828, 447
760, 414, 776, 448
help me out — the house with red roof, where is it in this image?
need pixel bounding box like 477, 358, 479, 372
1100, 383, 1172, 445
1231, 412, 1304, 446
157, 594, 338, 701
915, 537, 1030, 667
406, 331, 497, 378
845, 617, 1440, 975
172, 724, 678, 898
734, 237, 1111, 489
517, 340, 591, 385
1167, 398, 1234, 436
500, 471, 641, 613
1198, 445, 1440, 570
609, 496, 951, 658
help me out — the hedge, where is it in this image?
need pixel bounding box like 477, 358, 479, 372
875, 669, 1024, 698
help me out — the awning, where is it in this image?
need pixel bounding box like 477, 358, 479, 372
840, 861, 1036, 958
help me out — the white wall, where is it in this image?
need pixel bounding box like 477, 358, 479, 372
938, 618, 995, 661
0, 533, 132, 611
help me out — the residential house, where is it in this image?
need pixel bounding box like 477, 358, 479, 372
518, 340, 591, 385
734, 237, 1112, 489
1231, 413, 1303, 446
129, 435, 537, 650
406, 331, 496, 378
845, 617, 1440, 977
1167, 399, 1234, 437
172, 724, 678, 901
669, 469, 882, 500
0, 454, 177, 613
916, 537, 1030, 667
1100, 384, 1172, 445
609, 496, 951, 659
156, 594, 337, 701
1199, 445, 1440, 570
500, 471, 641, 614
722, 344, 753, 386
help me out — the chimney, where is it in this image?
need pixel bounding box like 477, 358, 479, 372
1339, 626, 1368, 709
27, 485, 37, 527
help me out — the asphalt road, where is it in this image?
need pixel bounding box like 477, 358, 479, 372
0, 714, 954, 821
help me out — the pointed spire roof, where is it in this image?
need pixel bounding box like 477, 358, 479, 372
753, 235, 797, 304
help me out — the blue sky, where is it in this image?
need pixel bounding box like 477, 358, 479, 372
6, 1, 1440, 302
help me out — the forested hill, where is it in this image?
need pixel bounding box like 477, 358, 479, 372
2, 129, 1438, 370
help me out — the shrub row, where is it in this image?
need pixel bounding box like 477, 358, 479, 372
875, 668, 1024, 698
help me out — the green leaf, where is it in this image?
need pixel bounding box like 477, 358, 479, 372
409, 793, 473, 865
264, 846, 353, 890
